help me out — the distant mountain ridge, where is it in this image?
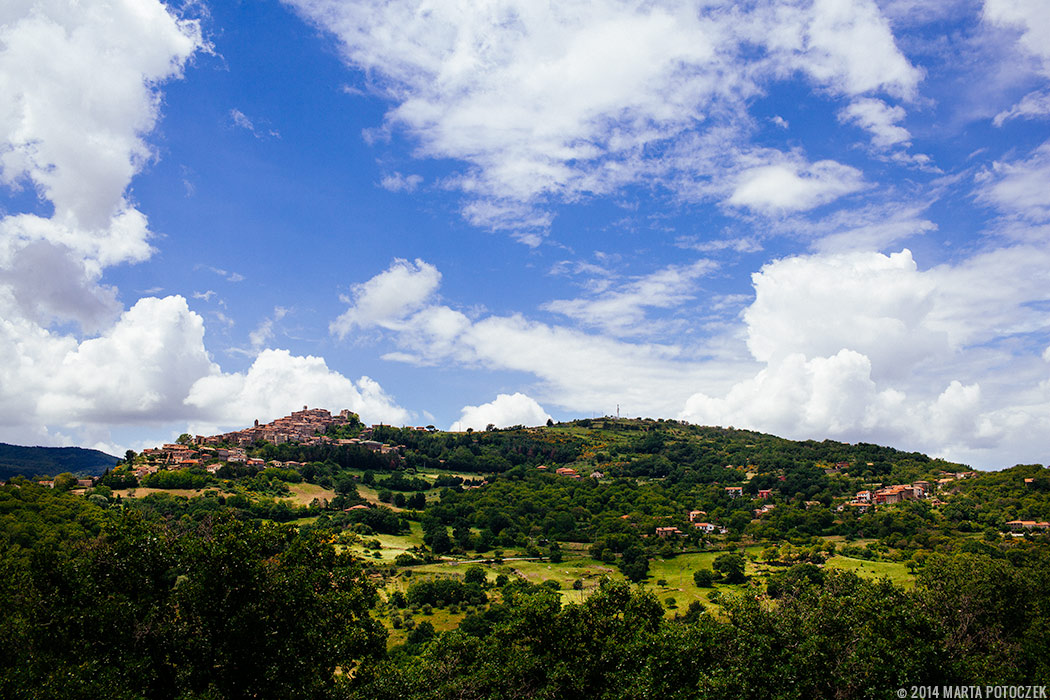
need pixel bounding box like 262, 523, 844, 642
0, 443, 119, 481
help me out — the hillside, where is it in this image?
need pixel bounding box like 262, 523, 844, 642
0, 443, 119, 481
3, 415, 1049, 698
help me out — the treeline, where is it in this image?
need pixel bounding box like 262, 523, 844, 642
348, 552, 1050, 699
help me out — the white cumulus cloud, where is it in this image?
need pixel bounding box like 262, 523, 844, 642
330, 258, 441, 338
185, 348, 409, 431
0, 0, 202, 249
984, 0, 1050, 75
729, 157, 865, 213
743, 249, 947, 379
449, 393, 550, 431
839, 97, 911, 149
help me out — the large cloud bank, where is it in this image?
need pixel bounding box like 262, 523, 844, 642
0, 1, 408, 450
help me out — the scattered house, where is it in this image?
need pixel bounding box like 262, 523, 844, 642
76, 478, 94, 488
872, 483, 926, 505
725, 486, 743, 498
1006, 520, 1050, 531
555, 467, 580, 479
845, 501, 871, 513
757, 489, 772, 499
535, 465, 548, 471
855, 491, 872, 502
590, 471, 605, 479
655, 526, 682, 538
753, 504, 776, 517
205, 465, 222, 474
693, 522, 718, 534
688, 510, 706, 522
1025, 478, 1036, 488
874, 488, 902, 505
37, 480, 54, 488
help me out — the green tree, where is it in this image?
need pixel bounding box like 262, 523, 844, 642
52, 472, 78, 491
407, 620, 436, 645
619, 546, 649, 582
334, 473, 358, 496
464, 565, 487, 586
713, 553, 746, 584
693, 568, 715, 587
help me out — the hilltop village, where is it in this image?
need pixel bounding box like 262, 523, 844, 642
128, 407, 405, 480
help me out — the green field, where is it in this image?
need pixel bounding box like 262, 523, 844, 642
378, 602, 472, 649
282, 482, 337, 506
344, 520, 426, 562
388, 551, 764, 615
824, 555, 915, 587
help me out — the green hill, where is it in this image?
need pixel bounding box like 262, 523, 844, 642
0, 443, 119, 481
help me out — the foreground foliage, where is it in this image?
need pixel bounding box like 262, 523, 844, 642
0, 482, 384, 700
349, 553, 1050, 700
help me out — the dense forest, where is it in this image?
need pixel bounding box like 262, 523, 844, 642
3, 418, 1049, 698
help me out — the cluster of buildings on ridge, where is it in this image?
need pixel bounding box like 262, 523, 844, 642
197, 407, 358, 448
127, 407, 406, 479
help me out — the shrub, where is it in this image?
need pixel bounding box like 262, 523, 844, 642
693, 569, 716, 587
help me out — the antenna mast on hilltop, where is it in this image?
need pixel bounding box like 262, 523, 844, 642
616, 404, 620, 419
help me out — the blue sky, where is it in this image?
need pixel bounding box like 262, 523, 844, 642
1, 0, 1049, 468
